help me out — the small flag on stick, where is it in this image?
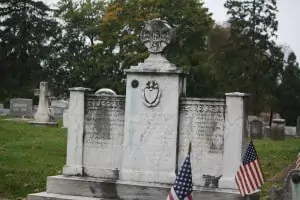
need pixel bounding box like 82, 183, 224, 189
296, 152, 300, 169
167, 142, 193, 200
235, 140, 264, 197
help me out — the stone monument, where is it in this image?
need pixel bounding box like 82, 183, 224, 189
269, 169, 300, 200
27, 19, 248, 200
29, 82, 58, 127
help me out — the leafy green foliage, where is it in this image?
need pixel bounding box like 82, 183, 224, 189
276, 52, 300, 125
100, 0, 216, 97
0, 0, 59, 102
223, 0, 283, 114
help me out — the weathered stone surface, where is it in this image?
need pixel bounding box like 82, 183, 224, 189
269, 169, 300, 200
179, 97, 225, 186
219, 92, 249, 190
120, 68, 186, 184
83, 95, 125, 179
63, 87, 92, 176
250, 120, 263, 139
10, 98, 33, 117
271, 119, 285, 140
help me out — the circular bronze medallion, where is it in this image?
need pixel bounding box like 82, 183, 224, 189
131, 80, 139, 88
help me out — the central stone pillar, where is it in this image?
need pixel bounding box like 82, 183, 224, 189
120, 19, 186, 184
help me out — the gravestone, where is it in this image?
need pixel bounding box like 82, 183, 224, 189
271, 119, 285, 140
9, 98, 33, 117
250, 120, 263, 139
269, 169, 300, 200
296, 116, 300, 137
29, 82, 58, 127
95, 88, 117, 96
27, 19, 247, 200
50, 100, 69, 119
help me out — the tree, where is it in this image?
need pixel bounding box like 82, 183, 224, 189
45, 0, 112, 97
100, 0, 215, 97
0, 0, 59, 102
223, 0, 281, 114
276, 52, 300, 125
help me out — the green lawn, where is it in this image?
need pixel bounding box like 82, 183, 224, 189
0, 118, 66, 199
0, 118, 299, 199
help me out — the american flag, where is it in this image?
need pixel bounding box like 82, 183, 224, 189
167, 154, 193, 200
235, 140, 264, 197
296, 152, 300, 169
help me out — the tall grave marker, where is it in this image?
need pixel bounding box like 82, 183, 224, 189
29, 82, 58, 127
120, 19, 186, 184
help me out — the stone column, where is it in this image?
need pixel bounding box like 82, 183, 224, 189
34, 82, 50, 122
219, 92, 249, 190
63, 87, 91, 176
119, 19, 186, 184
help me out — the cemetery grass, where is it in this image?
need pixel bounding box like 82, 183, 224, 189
0, 119, 298, 200
254, 138, 300, 199
0, 118, 66, 199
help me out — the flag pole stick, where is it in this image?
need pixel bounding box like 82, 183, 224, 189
188, 142, 192, 155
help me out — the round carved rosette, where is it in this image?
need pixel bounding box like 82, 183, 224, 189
140, 19, 172, 53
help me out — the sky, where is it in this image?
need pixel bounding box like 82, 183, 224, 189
43, 0, 300, 61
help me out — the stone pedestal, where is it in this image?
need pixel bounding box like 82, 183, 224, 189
271, 119, 285, 141
219, 92, 249, 190
119, 55, 186, 184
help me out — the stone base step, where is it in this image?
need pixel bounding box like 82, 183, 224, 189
27, 192, 112, 200
28, 175, 243, 200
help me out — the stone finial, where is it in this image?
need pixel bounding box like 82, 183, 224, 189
140, 19, 172, 54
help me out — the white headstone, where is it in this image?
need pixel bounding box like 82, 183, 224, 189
34, 82, 50, 122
